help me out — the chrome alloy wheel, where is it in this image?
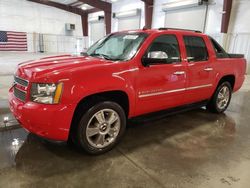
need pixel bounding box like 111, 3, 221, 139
216, 86, 230, 110
86, 109, 121, 149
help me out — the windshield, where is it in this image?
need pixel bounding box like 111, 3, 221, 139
87, 33, 148, 61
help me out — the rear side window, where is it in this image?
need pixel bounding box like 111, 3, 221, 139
184, 36, 208, 62
209, 37, 229, 58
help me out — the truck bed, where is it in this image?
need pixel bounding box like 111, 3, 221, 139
228, 53, 245, 58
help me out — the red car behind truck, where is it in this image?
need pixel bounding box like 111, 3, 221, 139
9, 28, 246, 154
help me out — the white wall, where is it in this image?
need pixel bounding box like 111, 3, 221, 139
206, 0, 250, 73
228, 0, 250, 74
229, 0, 250, 34
152, 0, 223, 33
0, 0, 85, 53
205, 0, 223, 34
88, 11, 105, 46
112, 0, 145, 32
0, 0, 82, 36
152, 0, 167, 28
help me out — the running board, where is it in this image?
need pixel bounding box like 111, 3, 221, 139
130, 100, 209, 123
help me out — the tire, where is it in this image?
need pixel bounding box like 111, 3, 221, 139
75, 101, 126, 155
206, 81, 232, 113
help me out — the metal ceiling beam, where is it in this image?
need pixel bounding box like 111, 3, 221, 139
141, 0, 153, 29
221, 0, 233, 33
77, 0, 111, 12
81, 14, 88, 36
141, 0, 153, 5
105, 11, 112, 34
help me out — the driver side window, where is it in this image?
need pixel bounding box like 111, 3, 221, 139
146, 35, 181, 64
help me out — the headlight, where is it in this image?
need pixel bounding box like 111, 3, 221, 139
30, 83, 63, 104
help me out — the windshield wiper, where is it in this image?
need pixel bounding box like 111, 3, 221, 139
90, 53, 113, 60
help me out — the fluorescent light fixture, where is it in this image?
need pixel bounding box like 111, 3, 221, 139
162, 0, 204, 11
50, 0, 76, 5
72, 2, 84, 7
114, 9, 141, 18
79, 3, 94, 10
81, 6, 87, 10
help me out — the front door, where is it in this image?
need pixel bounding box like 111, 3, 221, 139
136, 34, 187, 115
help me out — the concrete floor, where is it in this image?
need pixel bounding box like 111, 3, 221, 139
0, 53, 250, 187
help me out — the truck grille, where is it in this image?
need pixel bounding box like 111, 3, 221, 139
14, 76, 29, 87
14, 87, 26, 102
13, 76, 29, 102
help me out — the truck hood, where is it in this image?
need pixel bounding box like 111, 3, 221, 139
16, 55, 111, 80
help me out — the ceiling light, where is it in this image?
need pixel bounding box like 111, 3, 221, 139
81, 6, 87, 10
114, 9, 141, 18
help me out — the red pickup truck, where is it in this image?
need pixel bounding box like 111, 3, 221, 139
9, 28, 246, 154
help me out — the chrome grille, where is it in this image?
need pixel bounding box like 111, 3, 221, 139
13, 76, 29, 102
14, 87, 26, 102
14, 76, 29, 87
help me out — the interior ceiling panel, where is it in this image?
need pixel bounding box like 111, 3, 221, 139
49, 0, 118, 6
40, 0, 118, 12
49, 0, 77, 5
70, 1, 84, 7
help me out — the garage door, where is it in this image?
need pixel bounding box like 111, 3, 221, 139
89, 21, 105, 45
164, 6, 207, 32
118, 16, 141, 31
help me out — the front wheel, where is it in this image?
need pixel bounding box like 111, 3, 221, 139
206, 82, 232, 113
76, 101, 126, 155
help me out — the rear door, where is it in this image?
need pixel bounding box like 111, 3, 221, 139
182, 35, 215, 104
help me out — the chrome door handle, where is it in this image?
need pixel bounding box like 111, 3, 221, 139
174, 71, 185, 75
204, 67, 213, 72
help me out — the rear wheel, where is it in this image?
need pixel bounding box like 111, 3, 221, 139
206, 82, 232, 113
75, 101, 126, 154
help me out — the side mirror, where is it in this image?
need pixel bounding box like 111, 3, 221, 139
147, 51, 168, 59
142, 51, 168, 66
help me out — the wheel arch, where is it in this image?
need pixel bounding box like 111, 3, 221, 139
69, 90, 130, 139
217, 74, 235, 90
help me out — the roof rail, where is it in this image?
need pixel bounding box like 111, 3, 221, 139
158, 28, 202, 33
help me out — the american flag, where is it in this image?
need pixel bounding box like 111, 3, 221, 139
0, 31, 27, 51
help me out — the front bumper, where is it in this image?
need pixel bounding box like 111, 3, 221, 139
9, 87, 75, 141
